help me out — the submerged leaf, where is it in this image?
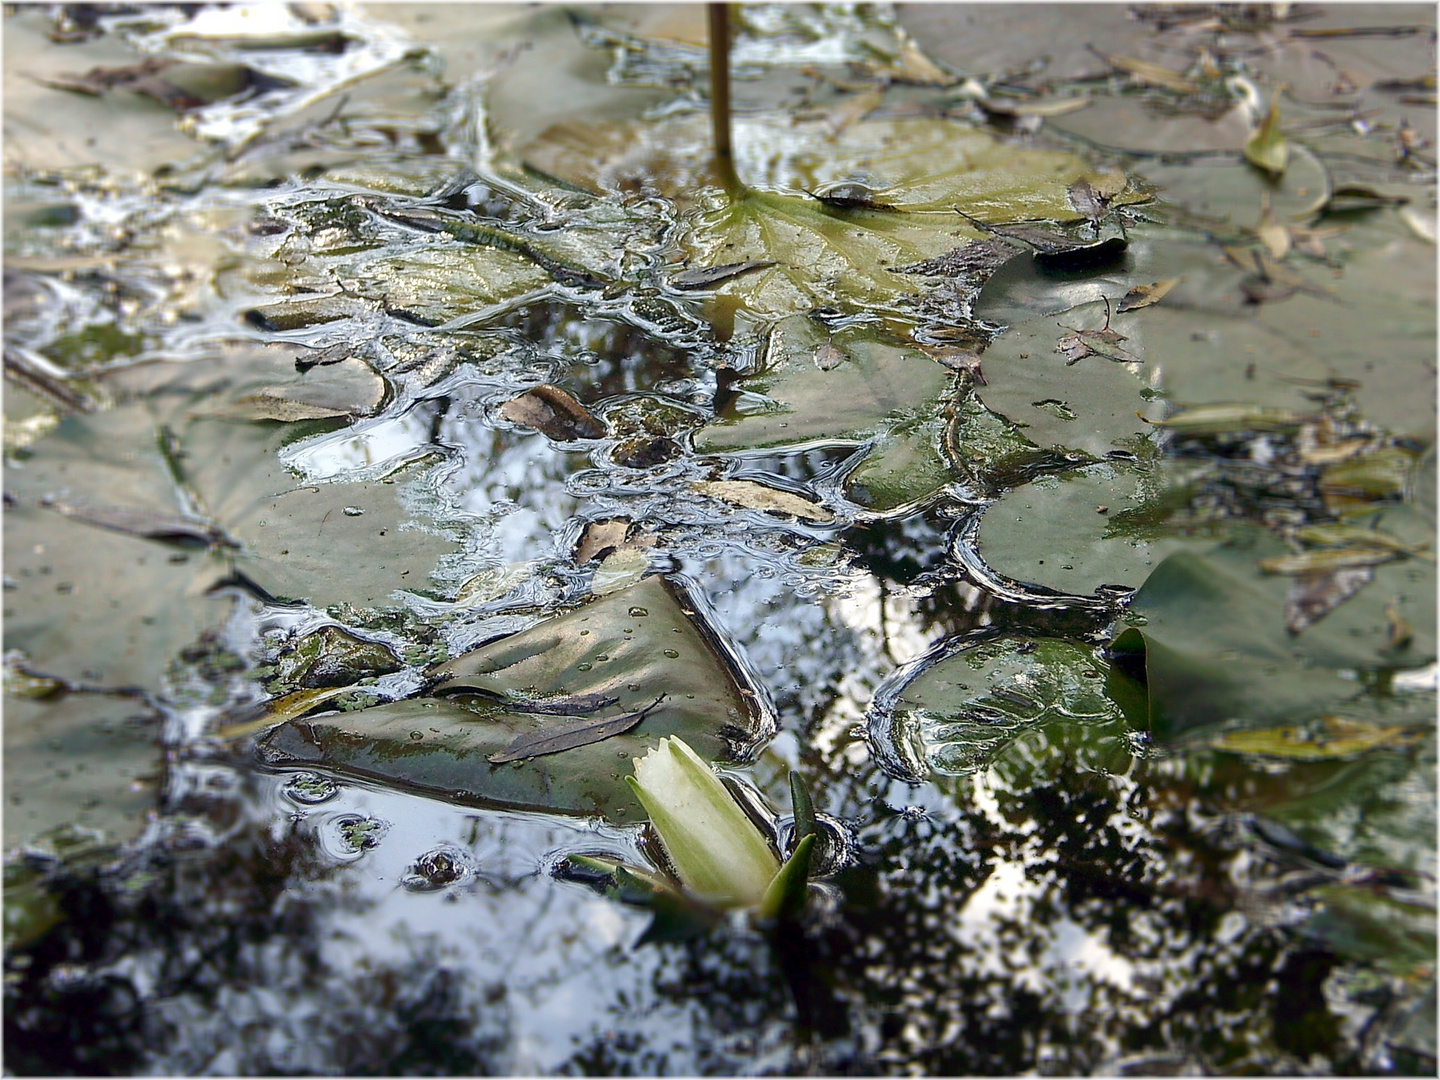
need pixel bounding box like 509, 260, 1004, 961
1245, 93, 1290, 176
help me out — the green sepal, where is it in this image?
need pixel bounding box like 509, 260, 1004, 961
758, 833, 815, 921
789, 771, 816, 845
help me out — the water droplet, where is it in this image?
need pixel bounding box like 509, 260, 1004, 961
594, 654, 609, 662
663, 649, 680, 658
628, 606, 648, 617
579, 629, 590, 636
576, 662, 593, 672
409, 730, 424, 741
342, 506, 364, 517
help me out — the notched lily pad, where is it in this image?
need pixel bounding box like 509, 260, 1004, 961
256, 576, 775, 821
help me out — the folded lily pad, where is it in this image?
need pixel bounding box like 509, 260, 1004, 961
257, 575, 776, 822
1112, 531, 1435, 740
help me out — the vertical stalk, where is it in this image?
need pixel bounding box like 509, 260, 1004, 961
708, 2, 744, 196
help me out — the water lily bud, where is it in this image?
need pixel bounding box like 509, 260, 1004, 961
626, 736, 779, 907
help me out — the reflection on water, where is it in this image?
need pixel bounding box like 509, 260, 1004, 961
4, 2, 1436, 1075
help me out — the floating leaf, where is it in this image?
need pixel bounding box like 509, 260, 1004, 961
1103, 53, 1199, 94
1111, 534, 1435, 741
977, 95, 1092, 120
574, 518, 658, 565
49, 501, 233, 549
824, 86, 885, 138
975, 464, 1188, 599
1056, 299, 1140, 364
499, 384, 606, 441
1259, 548, 1401, 575
195, 356, 386, 423
1144, 403, 1311, 435
1215, 722, 1428, 766
960, 211, 1128, 272
868, 635, 1136, 781
1244, 93, 1289, 176
691, 479, 834, 524
1285, 567, 1375, 634
1118, 277, 1183, 312
694, 316, 951, 455
670, 261, 777, 290
4, 693, 161, 850
1254, 195, 1291, 259
490, 695, 666, 763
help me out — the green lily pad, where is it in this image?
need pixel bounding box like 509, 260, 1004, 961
256, 575, 775, 822
1112, 530, 1435, 741
1137, 142, 1329, 225
841, 411, 956, 515
3, 693, 161, 850
975, 463, 1189, 599
693, 315, 952, 455
869, 635, 1138, 781
975, 300, 1162, 459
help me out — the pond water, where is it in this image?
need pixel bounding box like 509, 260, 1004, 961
3, 4, 1436, 1074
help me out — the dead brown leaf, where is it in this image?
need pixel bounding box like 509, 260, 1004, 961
1118, 277, 1183, 312
499, 384, 606, 441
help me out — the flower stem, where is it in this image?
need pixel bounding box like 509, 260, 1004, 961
708, 2, 744, 197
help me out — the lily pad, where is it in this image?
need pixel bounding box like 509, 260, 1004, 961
3, 693, 161, 850
975, 463, 1190, 598
868, 634, 1137, 781
976, 301, 1161, 459
1112, 530, 1435, 741
256, 575, 776, 822
694, 315, 952, 455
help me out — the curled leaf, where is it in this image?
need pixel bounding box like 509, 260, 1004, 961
1245, 93, 1289, 177
489, 695, 666, 763
499, 384, 606, 440
692, 479, 835, 523
1117, 277, 1183, 312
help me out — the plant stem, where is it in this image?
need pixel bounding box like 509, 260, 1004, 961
708, 2, 744, 196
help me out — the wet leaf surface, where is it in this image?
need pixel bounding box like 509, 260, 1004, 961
2, 3, 1434, 1074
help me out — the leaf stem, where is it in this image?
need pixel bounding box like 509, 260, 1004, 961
708, 2, 744, 197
